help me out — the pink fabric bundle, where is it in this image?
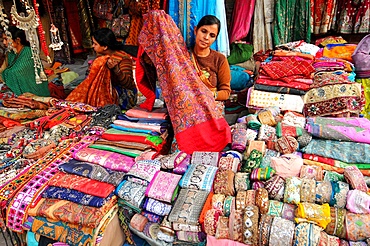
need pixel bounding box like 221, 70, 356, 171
344, 166, 368, 192
73, 147, 135, 172
270, 154, 303, 178
231, 128, 248, 152
346, 189, 370, 214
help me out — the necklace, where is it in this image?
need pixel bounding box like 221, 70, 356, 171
0, 0, 11, 50
33, 0, 51, 63
45, 0, 63, 51
10, 0, 47, 84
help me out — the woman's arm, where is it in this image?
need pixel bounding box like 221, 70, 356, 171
215, 58, 231, 101
110, 56, 135, 90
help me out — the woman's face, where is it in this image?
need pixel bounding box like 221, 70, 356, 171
92, 37, 106, 54
2, 33, 8, 47
194, 24, 218, 50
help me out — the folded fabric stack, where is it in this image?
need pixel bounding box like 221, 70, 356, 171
100, 107, 171, 157
253, 47, 316, 93
303, 58, 363, 117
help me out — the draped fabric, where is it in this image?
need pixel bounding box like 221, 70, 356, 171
252, 0, 274, 52
138, 10, 231, 154
229, 0, 256, 43
273, 0, 311, 45
66, 55, 117, 107
335, 0, 370, 34
311, 0, 336, 34
168, 0, 230, 56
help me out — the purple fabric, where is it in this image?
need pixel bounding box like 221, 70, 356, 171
352, 34, 370, 72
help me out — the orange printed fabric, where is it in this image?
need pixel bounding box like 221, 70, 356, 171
47, 172, 115, 198
66, 55, 118, 107
28, 198, 117, 228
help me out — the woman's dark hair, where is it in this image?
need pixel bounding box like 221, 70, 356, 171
92, 28, 123, 51
8, 26, 30, 46
196, 15, 221, 36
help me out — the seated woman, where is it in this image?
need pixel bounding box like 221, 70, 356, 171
1, 26, 50, 97
66, 28, 137, 108
190, 15, 231, 112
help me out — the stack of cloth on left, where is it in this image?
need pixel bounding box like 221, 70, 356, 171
21, 136, 125, 246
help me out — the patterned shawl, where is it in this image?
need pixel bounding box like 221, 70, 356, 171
66, 55, 118, 107
138, 10, 231, 154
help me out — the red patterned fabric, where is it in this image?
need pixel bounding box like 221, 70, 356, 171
138, 10, 231, 154
260, 57, 315, 83
47, 172, 115, 198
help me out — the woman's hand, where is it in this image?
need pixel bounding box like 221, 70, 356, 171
106, 58, 119, 69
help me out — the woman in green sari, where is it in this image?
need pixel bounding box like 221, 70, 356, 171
1, 26, 50, 97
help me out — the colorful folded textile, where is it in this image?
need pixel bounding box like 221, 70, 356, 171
242, 205, 259, 245
276, 122, 303, 138
115, 180, 146, 209
31, 216, 95, 245
300, 164, 323, 181
179, 164, 218, 191
302, 139, 370, 164
47, 172, 115, 198
295, 202, 331, 229
284, 177, 302, 205
315, 181, 333, 204
247, 88, 305, 112
271, 154, 303, 178
234, 172, 250, 192
346, 190, 370, 214
231, 128, 248, 152
254, 83, 307, 95
241, 149, 263, 172
88, 144, 143, 157
326, 207, 347, 238
42, 186, 115, 207
143, 198, 172, 216
303, 83, 363, 117
269, 217, 295, 246
306, 117, 370, 144
344, 166, 368, 192
329, 181, 349, 208
264, 175, 286, 201
191, 151, 221, 166
293, 223, 322, 246
125, 160, 161, 186
213, 170, 235, 196
218, 156, 240, 173
130, 213, 148, 232
145, 171, 181, 203
140, 211, 162, 225
345, 212, 370, 241
101, 128, 165, 151
125, 108, 168, 120
58, 159, 125, 186
250, 167, 276, 181
168, 188, 209, 225
156, 151, 190, 170
113, 119, 167, 133
73, 147, 135, 172
28, 197, 116, 228
93, 138, 152, 151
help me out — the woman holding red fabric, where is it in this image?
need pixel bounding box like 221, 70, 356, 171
66, 28, 137, 108
191, 15, 231, 105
